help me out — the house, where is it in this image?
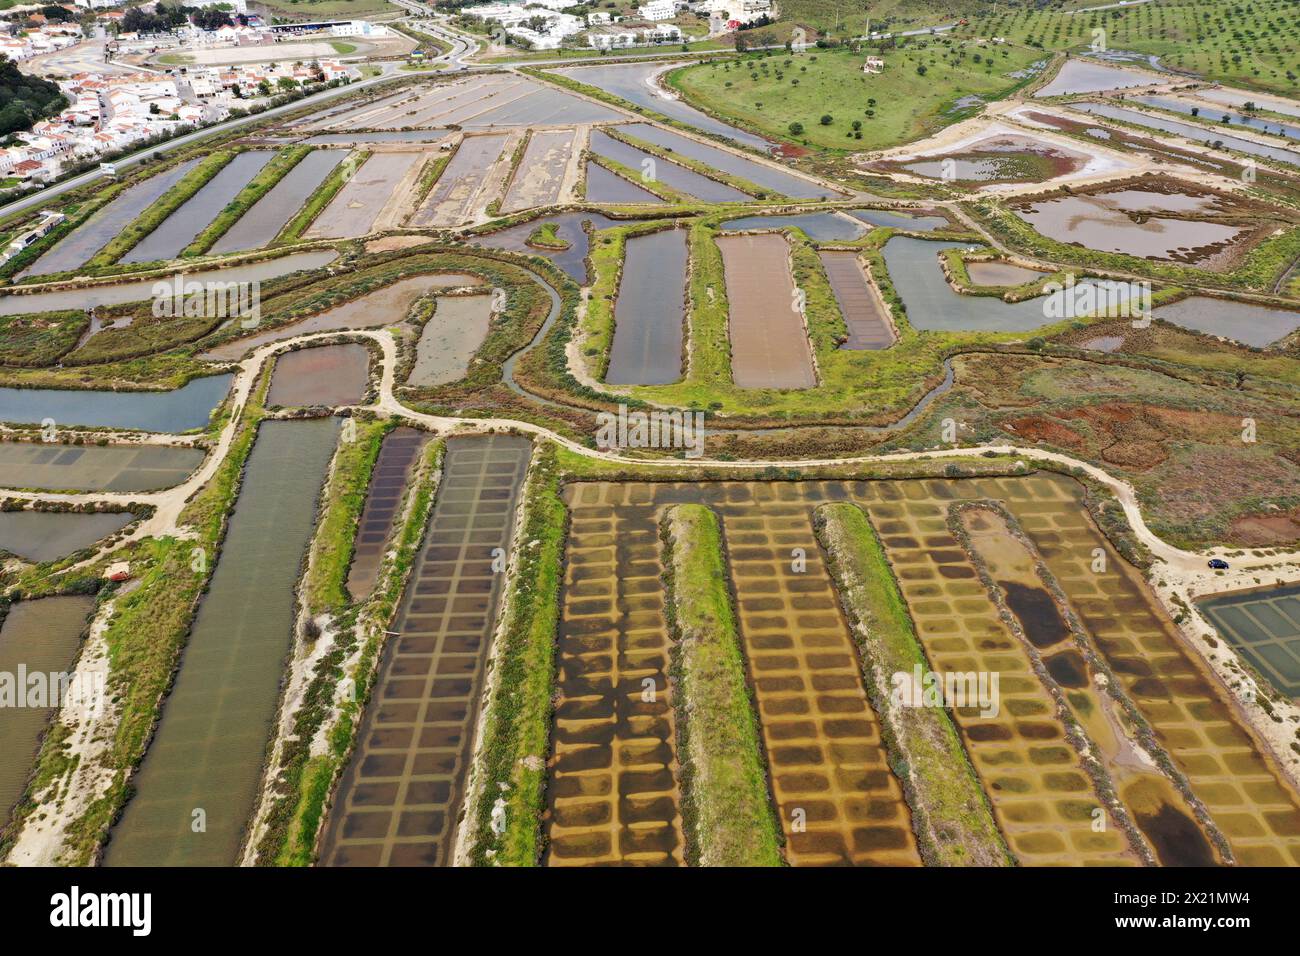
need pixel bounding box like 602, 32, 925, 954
863, 56, 884, 74
638, 0, 677, 21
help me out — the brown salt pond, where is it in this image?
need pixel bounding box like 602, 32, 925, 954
966, 261, 1051, 286
407, 132, 511, 228
1009, 474, 1300, 865
715, 233, 816, 389
407, 295, 493, 387
320, 435, 531, 866
817, 250, 896, 350
267, 343, 370, 408
500, 128, 577, 213
344, 427, 430, 602
0, 595, 96, 828
959, 506, 1218, 866
0, 510, 134, 563
200, 273, 481, 361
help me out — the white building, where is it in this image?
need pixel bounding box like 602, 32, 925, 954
638, 0, 677, 21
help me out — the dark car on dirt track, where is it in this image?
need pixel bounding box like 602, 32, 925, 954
1208, 559, 1230, 570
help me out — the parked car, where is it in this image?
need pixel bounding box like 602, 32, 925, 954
1208, 559, 1230, 570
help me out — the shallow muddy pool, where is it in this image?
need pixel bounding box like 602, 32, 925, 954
615, 123, 840, 199
583, 162, 665, 204
588, 130, 751, 204
722, 211, 865, 241
1013, 193, 1248, 265
0, 374, 231, 433
1034, 59, 1162, 98
0, 595, 95, 827
1152, 296, 1300, 348
1069, 102, 1300, 167
471, 211, 620, 283
1199, 584, 1300, 698
267, 343, 369, 407
966, 261, 1051, 286
408, 295, 493, 387
551, 62, 772, 151
0, 510, 135, 563
847, 209, 948, 232
200, 272, 478, 361
344, 427, 430, 602
0, 251, 340, 318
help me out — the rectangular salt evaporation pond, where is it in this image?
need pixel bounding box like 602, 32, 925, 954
551, 62, 772, 151
1153, 296, 1300, 348
722, 211, 865, 241
209, 149, 348, 254
21, 159, 201, 278
306, 152, 423, 239
123, 151, 276, 263
0, 442, 205, 492
199, 272, 479, 361
408, 133, 511, 228
304, 131, 452, 144
817, 250, 895, 349
267, 343, 370, 407
0, 595, 96, 827
584, 162, 665, 204
716, 233, 816, 389
319, 435, 531, 866
588, 130, 750, 203
1070, 102, 1300, 167
616, 123, 842, 199
847, 208, 948, 231
606, 228, 687, 385
500, 129, 576, 213
1132, 95, 1300, 141
1197, 87, 1300, 120
103, 418, 340, 867
0, 510, 134, 563
459, 80, 624, 128
0, 374, 231, 432
0, 250, 340, 318
1034, 58, 1163, 98
1199, 585, 1300, 698
409, 294, 493, 387
344, 426, 430, 602
881, 236, 1143, 333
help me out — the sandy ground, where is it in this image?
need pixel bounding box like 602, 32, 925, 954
175, 35, 412, 67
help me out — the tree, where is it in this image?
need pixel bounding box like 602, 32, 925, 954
916, 64, 927, 76
734, 34, 748, 52
788, 121, 803, 135
0, 55, 66, 137
277, 76, 298, 91
820, 114, 832, 125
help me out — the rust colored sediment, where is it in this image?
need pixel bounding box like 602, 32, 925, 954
545, 483, 684, 865
720, 504, 920, 865
716, 233, 817, 390
319, 435, 531, 866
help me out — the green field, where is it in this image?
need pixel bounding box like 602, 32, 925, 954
669, 41, 1046, 151
955, 0, 1299, 96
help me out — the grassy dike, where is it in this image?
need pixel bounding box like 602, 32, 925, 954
181, 145, 312, 257
89, 149, 240, 266
463, 445, 563, 865
661, 504, 782, 866
814, 501, 1011, 867
255, 436, 445, 866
